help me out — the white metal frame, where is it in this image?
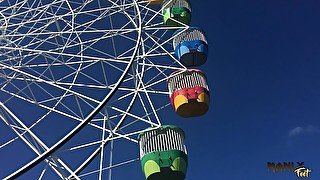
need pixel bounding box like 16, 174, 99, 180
0, 0, 192, 179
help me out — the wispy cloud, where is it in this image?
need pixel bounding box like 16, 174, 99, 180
288, 125, 320, 137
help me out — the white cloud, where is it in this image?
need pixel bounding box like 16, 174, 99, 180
288, 127, 303, 137
288, 125, 320, 137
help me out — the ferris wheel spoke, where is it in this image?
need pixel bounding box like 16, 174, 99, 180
10, 81, 168, 96
2, 2, 139, 66
0, 76, 90, 120
144, 26, 186, 31
71, 100, 145, 148
68, 139, 105, 152
135, 68, 162, 125
122, 31, 160, 56
0, 136, 17, 149
136, 51, 173, 58
0, 103, 80, 179
110, 106, 158, 127
6, 111, 137, 155
136, 92, 153, 123
67, 135, 135, 178
4, 3, 63, 37
2, 0, 133, 26
3, 53, 134, 92
119, 102, 171, 133
2, 86, 132, 139
141, 65, 174, 88
138, 60, 185, 71
66, 129, 138, 153
148, 29, 169, 50
70, 22, 136, 57
107, 84, 169, 105
3, 28, 135, 61
7, 57, 124, 69
38, 165, 47, 180
67, 85, 142, 177
78, 157, 139, 179
1, 46, 130, 65
1, 82, 95, 119
0, 62, 101, 103
54, 60, 107, 86
3, 2, 134, 31
146, 59, 170, 79
4, 28, 137, 38
106, 118, 114, 180
2, 0, 64, 16
0, 1, 25, 12
119, 103, 170, 133
118, 66, 155, 127
8, 55, 133, 72
1, 88, 86, 123
137, 3, 162, 27
144, 31, 186, 67
139, 37, 171, 57
139, 4, 152, 25
0, 89, 75, 150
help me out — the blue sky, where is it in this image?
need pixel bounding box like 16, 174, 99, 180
181, 0, 320, 179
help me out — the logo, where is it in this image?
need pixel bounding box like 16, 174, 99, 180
294, 167, 311, 178
267, 162, 311, 178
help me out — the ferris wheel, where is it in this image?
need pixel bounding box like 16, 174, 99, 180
0, 0, 210, 179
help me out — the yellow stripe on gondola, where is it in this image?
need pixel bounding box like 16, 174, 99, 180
174, 95, 188, 111
173, 92, 209, 118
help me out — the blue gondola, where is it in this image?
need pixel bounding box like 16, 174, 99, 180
173, 27, 208, 67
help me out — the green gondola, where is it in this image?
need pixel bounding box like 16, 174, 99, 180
162, 0, 191, 26
138, 125, 188, 180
